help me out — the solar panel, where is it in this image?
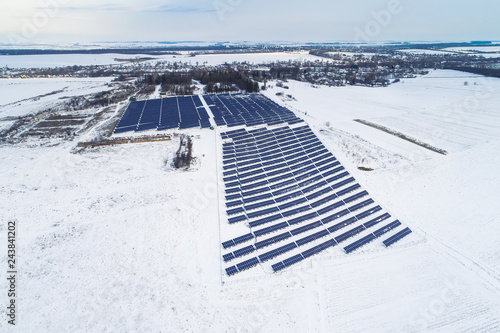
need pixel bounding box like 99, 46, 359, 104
335, 225, 366, 243
233, 245, 256, 258
344, 234, 377, 254
233, 233, 254, 245
258, 242, 297, 262
282, 254, 305, 268
253, 221, 288, 237
383, 227, 412, 247
255, 232, 292, 249
363, 213, 391, 228
225, 266, 239, 276
236, 257, 260, 271
216, 96, 411, 274
373, 220, 402, 238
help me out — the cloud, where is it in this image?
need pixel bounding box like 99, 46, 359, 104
39, 1, 216, 14
149, 5, 216, 13
57, 4, 131, 12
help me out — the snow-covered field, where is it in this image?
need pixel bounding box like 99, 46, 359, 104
0, 69, 499, 332
0, 51, 324, 69
0, 77, 114, 117
397, 49, 454, 55
399, 47, 500, 58
444, 46, 500, 53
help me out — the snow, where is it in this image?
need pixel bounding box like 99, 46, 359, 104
397, 49, 454, 55
0, 77, 114, 118
0, 51, 326, 69
398, 47, 500, 58
0, 69, 499, 331
444, 46, 500, 53
262, 69, 500, 278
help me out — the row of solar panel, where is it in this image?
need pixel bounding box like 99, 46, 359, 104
225, 218, 410, 275
225, 165, 337, 203
222, 196, 381, 252
222, 124, 309, 138
224, 152, 336, 196
227, 177, 361, 225
223, 206, 389, 262
220, 124, 412, 275
114, 96, 211, 133
223, 135, 323, 162
222, 138, 319, 168
226, 173, 348, 210
221, 129, 329, 203
227, 171, 368, 223
226, 166, 345, 215
222, 126, 313, 149
271, 223, 412, 272
208, 94, 303, 127
221, 124, 310, 141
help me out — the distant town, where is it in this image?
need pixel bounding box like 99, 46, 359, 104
2, 42, 499, 98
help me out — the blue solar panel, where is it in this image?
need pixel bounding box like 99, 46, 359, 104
317, 201, 345, 215
228, 215, 247, 224
348, 199, 375, 212
301, 239, 336, 259
255, 232, 292, 249
233, 245, 256, 258
281, 205, 311, 217
335, 225, 366, 243
288, 212, 319, 225
222, 240, 236, 249
227, 207, 245, 215
373, 220, 402, 238
290, 220, 323, 236
344, 234, 377, 253
258, 242, 297, 262
225, 266, 239, 276
282, 254, 305, 268
327, 216, 358, 233
244, 200, 275, 211
115, 100, 145, 130
355, 206, 382, 221
335, 183, 360, 195
383, 227, 412, 247
233, 233, 254, 245
226, 193, 241, 201
253, 221, 288, 237
217, 100, 411, 274
226, 200, 243, 208
363, 213, 391, 228
310, 194, 338, 208
279, 197, 307, 210
236, 257, 260, 271
296, 229, 329, 246
246, 206, 279, 219
271, 262, 286, 272
343, 191, 368, 204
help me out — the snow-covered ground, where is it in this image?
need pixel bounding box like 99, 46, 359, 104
0, 69, 499, 332
398, 47, 500, 58
0, 77, 116, 136
0, 77, 114, 117
397, 49, 455, 55
0, 51, 325, 69
444, 46, 500, 53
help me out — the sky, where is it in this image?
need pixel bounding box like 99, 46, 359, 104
1, 0, 499, 45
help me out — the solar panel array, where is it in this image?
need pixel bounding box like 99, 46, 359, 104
205, 93, 304, 127
114, 95, 211, 134
220, 125, 413, 276
112, 93, 414, 276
